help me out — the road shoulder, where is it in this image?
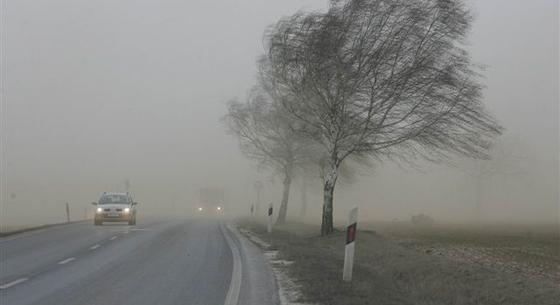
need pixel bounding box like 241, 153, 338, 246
0, 221, 88, 239
224, 222, 281, 305
237, 220, 560, 305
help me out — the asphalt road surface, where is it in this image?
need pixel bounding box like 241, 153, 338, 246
0, 217, 279, 305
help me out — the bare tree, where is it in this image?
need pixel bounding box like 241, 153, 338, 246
224, 86, 309, 224
459, 135, 528, 223
298, 158, 364, 220
253, 180, 264, 214
263, 0, 503, 235
299, 177, 309, 219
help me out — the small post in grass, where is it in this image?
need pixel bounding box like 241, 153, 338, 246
65, 202, 71, 223
267, 203, 273, 234
343, 206, 358, 282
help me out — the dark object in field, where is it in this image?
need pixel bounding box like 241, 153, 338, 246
411, 214, 435, 226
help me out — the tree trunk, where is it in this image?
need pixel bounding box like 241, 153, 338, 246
321, 163, 339, 235
299, 179, 308, 219
276, 171, 292, 224
256, 189, 261, 214
475, 175, 483, 225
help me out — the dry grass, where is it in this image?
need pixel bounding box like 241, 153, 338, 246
238, 219, 560, 305
367, 221, 560, 285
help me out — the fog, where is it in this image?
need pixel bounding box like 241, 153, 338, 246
1, 0, 558, 228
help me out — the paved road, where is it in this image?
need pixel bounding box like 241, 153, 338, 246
0, 217, 279, 305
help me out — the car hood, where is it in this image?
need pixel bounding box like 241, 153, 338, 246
98, 204, 131, 209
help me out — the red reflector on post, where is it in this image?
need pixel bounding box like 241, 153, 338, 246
346, 222, 357, 244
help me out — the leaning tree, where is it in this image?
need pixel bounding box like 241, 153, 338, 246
263, 0, 503, 235
224, 86, 310, 224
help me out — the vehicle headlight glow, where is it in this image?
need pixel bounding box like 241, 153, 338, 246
216, 206, 222, 211
124, 208, 130, 213
96, 207, 103, 213
197, 207, 203, 212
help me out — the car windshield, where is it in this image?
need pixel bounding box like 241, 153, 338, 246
99, 195, 128, 204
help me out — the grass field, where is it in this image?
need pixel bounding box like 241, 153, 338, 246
238, 219, 560, 305
366, 221, 560, 285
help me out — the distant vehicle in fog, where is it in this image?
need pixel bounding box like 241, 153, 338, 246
195, 187, 225, 215
92, 192, 138, 226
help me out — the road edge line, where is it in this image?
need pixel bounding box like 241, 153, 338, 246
0, 220, 88, 242
57, 257, 75, 265
220, 222, 242, 305
0, 278, 28, 290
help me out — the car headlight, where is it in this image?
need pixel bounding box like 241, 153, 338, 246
197, 207, 203, 212
96, 207, 103, 213
216, 206, 222, 211
124, 208, 130, 213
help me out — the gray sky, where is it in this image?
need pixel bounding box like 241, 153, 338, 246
2, 0, 558, 226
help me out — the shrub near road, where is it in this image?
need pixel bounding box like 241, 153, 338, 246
239, 221, 560, 305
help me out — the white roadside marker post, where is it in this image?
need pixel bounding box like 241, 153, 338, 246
267, 203, 273, 234
343, 206, 358, 282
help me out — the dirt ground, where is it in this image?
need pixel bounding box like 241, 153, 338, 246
238, 219, 560, 305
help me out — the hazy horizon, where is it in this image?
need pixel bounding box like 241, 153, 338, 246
1, 0, 558, 228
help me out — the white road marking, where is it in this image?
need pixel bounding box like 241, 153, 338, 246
129, 228, 147, 231
0, 278, 28, 290
123, 231, 130, 234
90, 244, 100, 250
110, 236, 118, 240
58, 257, 75, 265
221, 223, 242, 305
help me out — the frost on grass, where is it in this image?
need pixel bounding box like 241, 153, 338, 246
239, 228, 271, 248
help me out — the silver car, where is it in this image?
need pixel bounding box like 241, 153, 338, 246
92, 192, 138, 226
